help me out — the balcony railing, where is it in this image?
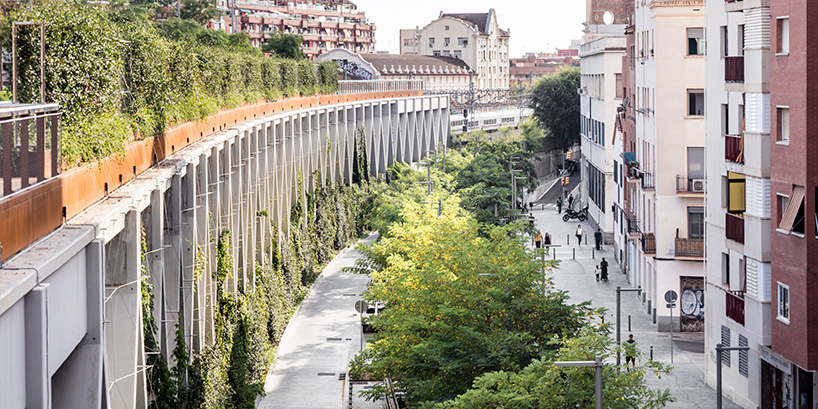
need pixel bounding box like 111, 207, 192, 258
675, 238, 705, 258
725, 134, 744, 163
627, 165, 641, 182
626, 216, 641, 237
726, 291, 745, 325
726, 213, 745, 244
0, 102, 62, 199
641, 171, 655, 190
725, 56, 745, 83
641, 233, 656, 255
676, 175, 706, 194
337, 79, 424, 94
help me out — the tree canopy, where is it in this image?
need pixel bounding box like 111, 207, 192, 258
262, 34, 305, 59
528, 67, 581, 152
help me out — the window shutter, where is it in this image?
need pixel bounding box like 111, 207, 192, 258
779, 185, 805, 231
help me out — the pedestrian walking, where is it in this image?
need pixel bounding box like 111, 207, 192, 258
575, 225, 583, 246
594, 264, 600, 282
600, 257, 609, 282
625, 334, 637, 371
543, 232, 551, 247
556, 196, 563, 213
534, 230, 543, 249
568, 194, 574, 210
594, 228, 603, 250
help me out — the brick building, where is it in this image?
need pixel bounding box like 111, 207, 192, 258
508, 53, 579, 89
212, 0, 376, 58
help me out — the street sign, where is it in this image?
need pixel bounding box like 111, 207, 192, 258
664, 290, 678, 304
666, 303, 676, 309
355, 300, 368, 314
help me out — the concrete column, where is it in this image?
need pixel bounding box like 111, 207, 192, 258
148, 188, 165, 356
181, 163, 197, 361
25, 284, 50, 409
163, 174, 182, 356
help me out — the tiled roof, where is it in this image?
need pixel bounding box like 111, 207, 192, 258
440, 12, 490, 34
359, 53, 471, 75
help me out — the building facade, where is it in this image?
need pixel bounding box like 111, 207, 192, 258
704, 0, 773, 407
509, 53, 580, 89
213, 0, 376, 57
625, 0, 705, 332
579, 0, 630, 246
400, 10, 510, 89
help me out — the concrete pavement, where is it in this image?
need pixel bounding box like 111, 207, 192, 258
530, 201, 742, 408
258, 233, 385, 409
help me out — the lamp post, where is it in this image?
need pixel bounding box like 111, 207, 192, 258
616, 286, 642, 369
554, 356, 605, 409
715, 344, 749, 409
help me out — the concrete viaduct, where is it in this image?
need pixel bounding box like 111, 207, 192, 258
0, 86, 449, 408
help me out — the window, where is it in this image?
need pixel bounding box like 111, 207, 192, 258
458, 37, 468, 47
777, 107, 789, 143
777, 194, 790, 228
722, 253, 730, 285
778, 282, 790, 323
688, 147, 705, 177
777, 17, 790, 55
687, 28, 705, 56
721, 25, 728, 57
443, 50, 451, 56
688, 89, 704, 116
688, 207, 705, 239
615, 74, 623, 99
445, 25, 449, 31
779, 186, 805, 233
444, 37, 450, 46
429, 37, 435, 47
453, 50, 462, 58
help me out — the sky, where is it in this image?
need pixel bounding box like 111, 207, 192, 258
350, 0, 586, 57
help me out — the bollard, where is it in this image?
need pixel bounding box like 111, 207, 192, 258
553, 250, 556, 260
573, 248, 575, 260
585, 233, 588, 245
628, 315, 632, 331
592, 249, 595, 259
567, 234, 570, 245
650, 345, 654, 361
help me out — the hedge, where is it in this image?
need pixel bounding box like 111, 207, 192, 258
1, 0, 339, 166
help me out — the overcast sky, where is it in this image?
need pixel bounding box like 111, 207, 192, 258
350, 0, 586, 57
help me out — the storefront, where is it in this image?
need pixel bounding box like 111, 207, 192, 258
760, 346, 813, 409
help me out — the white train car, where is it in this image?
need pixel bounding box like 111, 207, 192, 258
450, 108, 533, 135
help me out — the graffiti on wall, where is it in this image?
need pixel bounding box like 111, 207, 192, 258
337, 60, 374, 80
679, 276, 704, 332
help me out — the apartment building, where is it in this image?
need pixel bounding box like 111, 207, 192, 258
509, 52, 580, 89
579, 0, 630, 246
704, 0, 773, 407
213, 0, 376, 57
624, 1, 705, 332
612, 22, 636, 275
766, 0, 818, 407
400, 10, 510, 89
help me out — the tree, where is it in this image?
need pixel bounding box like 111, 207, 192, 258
433, 326, 675, 409
180, 0, 222, 25
529, 67, 580, 152
262, 34, 305, 59
348, 194, 591, 405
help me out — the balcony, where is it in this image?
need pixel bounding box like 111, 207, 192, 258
725, 56, 744, 83
725, 134, 744, 164
641, 233, 656, 255
641, 171, 655, 190
676, 175, 706, 194
726, 291, 745, 325
726, 212, 745, 244
626, 215, 641, 238
675, 238, 705, 259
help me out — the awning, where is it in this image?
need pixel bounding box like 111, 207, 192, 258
623, 152, 636, 164
779, 185, 805, 231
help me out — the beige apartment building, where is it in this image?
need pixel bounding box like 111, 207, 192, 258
400, 10, 510, 89
626, 1, 706, 332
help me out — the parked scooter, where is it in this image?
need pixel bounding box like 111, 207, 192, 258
562, 205, 588, 222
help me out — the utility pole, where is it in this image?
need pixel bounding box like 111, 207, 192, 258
715, 344, 749, 409
554, 357, 605, 409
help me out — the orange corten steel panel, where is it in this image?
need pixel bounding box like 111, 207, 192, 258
0, 90, 423, 262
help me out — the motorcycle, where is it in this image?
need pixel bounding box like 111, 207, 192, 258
562, 205, 588, 222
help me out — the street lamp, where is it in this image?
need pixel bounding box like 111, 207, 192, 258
616, 285, 642, 369
554, 356, 605, 409
715, 344, 749, 409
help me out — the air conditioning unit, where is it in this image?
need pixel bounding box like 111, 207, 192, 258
692, 180, 705, 192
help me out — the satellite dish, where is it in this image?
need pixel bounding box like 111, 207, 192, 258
603, 11, 615, 25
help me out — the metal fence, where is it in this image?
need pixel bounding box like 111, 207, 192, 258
337, 79, 424, 94
0, 102, 61, 198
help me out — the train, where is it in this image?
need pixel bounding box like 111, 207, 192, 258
450, 108, 533, 135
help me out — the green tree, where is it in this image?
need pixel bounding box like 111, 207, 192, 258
529, 67, 580, 152
262, 33, 305, 59
180, 0, 222, 25
434, 326, 675, 409
348, 194, 590, 405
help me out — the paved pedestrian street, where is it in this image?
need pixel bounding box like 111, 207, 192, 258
530, 201, 741, 409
